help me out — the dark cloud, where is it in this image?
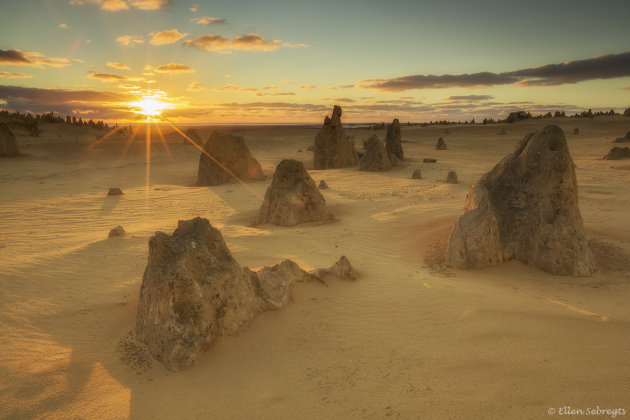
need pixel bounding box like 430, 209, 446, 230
0, 49, 31, 65
0, 49, 70, 68
359, 51, 630, 91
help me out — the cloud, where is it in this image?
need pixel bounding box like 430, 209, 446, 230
279, 80, 295, 84
0, 72, 33, 79
191, 16, 227, 25
359, 51, 630, 91
189, 4, 198, 12
263, 86, 278, 90
214, 84, 257, 92
184, 34, 287, 52
0, 49, 70, 68
445, 95, 494, 101
254, 92, 296, 97
154, 63, 195, 74
323, 97, 355, 103
87, 72, 131, 81
298, 85, 316, 90
106, 61, 130, 70
69, 0, 171, 11
150, 29, 188, 46
58, 23, 69, 29
281, 42, 308, 48
116, 35, 145, 46
187, 81, 205, 92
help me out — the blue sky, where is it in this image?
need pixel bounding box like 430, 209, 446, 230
1, 0, 629, 122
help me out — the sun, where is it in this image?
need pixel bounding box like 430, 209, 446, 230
130, 94, 173, 120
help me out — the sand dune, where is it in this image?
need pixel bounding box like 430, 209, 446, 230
1, 118, 629, 418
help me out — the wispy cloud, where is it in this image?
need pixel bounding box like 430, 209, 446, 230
445, 95, 494, 101
255, 92, 296, 97
298, 85, 316, 90
106, 61, 130, 70
191, 16, 227, 25
69, 0, 171, 11
323, 97, 355, 103
153, 63, 195, 74
0, 49, 70, 68
150, 29, 188, 46
58, 23, 69, 29
187, 81, 205, 92
87, 72, 131, 81
184, 34, 299, 52
115, 35, 145, 46
359, 51, 630, 91
0, 72, 33, 79
214, 84, 257, 92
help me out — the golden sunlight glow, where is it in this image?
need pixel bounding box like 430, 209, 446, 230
129, 93, 174, 120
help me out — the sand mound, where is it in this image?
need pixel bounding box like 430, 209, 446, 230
197, 131, 265, 186
446, 125, 594, 276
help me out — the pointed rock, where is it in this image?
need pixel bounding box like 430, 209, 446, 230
436, 137, 447, 150
0, 123, 19, 157
385, 118, 404, 160
359, 135, 392, 172
313, 106, 359, 169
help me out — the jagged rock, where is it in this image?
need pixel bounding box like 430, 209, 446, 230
313, 106, 359, 169
385, 118, 404, 161
604, 147, 630, 160
257, 159, 327, 226
197, 131, 265, 186
436, 137, 447, 150
108, 226, 125, 237
311, 256, 357, 282
0, 123, 19, 157
423, 158, 437, 163
318, 180, 329, 189
446, 125, 594, 276
183, 128, 201, 145
359, 136, 392, 172
573, 128, 579, 135
613, 131, 630, 143
497, 128, 506, 135
411, 168, 422, 179
107, 187, 124, 196
135, 217, 356, 371
446, 171, 458, 184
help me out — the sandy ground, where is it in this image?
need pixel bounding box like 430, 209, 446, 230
1, 118, 629, 419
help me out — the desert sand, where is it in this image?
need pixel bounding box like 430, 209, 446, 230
1, 117, 629, 419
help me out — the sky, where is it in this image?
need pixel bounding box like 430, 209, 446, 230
0, 0, 629, 123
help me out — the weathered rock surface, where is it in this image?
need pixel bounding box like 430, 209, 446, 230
311, 256, 357, 282
107, 187, 124, 196
184, 128, 202, 145
135, 217, 356, 371
257, 159, 327, 226
108, 226, 125, 237
359, 136, 392, 172
446, 171, 458, 184
197, 131, 265, 186
0, 123, 19, 157
411, 168, 422, 179
446, 125, 594, 276
604, 147, 630, 160
436, 137, 447, 150
385, 118, 404, 161
313, 106, 359, 169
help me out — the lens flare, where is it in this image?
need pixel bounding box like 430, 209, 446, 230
130, 94, 173, 120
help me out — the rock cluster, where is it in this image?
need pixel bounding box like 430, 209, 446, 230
0, 123, 19, 157
385, 118, 404, 161
446, 125, 593, 276
257, 159, 327, 226
197, 131, 265, 186
135, 217, 356, 371
313, 106, 359, 169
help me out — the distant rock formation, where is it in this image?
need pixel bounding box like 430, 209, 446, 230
359, 136, 392, 172
197, 131, 265, 186
624, 108, 630, 117
423, 158, 437, 163
108, 226, 125, 237
297, 148, 303, 152
135, 217, 355, 371
313, 106, 359, 169
107, 187, 124, 196
318, 180, 329, 189
613, 131, 630, 143
0, 123, 19, 157
446, 171, 458, 184
436, 137, 447, 150
385, 118, 404, 161
573, 128, 580, 135
446, 125, 593, 276
443, 129, 450, 134
604, 147, 630, 160
497, 128, 506, 135
506, 111, 531, 123
411, 168, 422, 179
184, 128, 201, 145
257, 159, 327, 226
